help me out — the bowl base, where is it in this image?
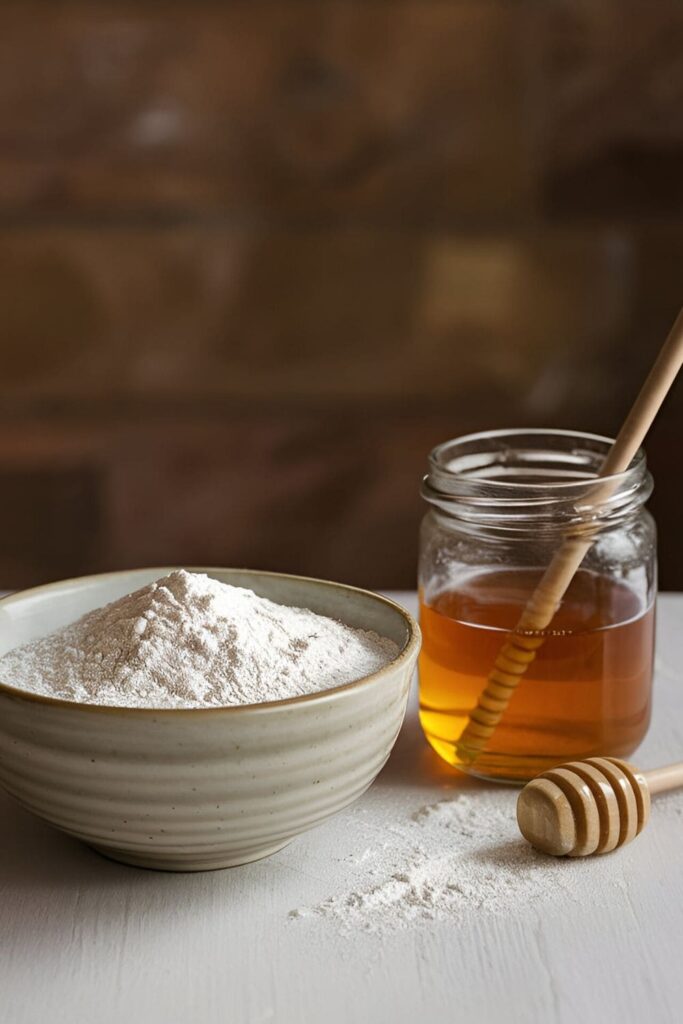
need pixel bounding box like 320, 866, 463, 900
88, 838, 293, 872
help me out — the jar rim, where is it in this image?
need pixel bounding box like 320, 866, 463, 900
423, 428, 652, 532
429, 428, 645, 492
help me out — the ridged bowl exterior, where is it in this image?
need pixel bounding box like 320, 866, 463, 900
0, 568, 420, 871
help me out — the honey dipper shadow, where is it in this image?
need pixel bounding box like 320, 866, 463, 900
469, 837, 539, 869
470, 835, 590, 874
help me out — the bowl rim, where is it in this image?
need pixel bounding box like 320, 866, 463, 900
0, 566, 421, 715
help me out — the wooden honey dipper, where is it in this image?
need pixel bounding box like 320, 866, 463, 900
516, 756, 683, 856
456, 308, 683, 763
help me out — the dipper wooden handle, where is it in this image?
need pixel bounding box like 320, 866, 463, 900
516, 757, 683, 857
457, 308, 683, 762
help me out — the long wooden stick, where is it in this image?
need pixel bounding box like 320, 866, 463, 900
456, 308, 683, 762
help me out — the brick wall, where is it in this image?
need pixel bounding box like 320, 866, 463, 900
1, 1, 682, 589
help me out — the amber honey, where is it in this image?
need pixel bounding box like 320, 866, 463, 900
419, 568, 655, 782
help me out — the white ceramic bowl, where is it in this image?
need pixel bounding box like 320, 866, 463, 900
0, 568, 420, 871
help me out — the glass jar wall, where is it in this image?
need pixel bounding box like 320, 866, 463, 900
418, 430, 657, 783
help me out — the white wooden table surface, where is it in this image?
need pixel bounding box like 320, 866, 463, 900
2, 592, 683, 1024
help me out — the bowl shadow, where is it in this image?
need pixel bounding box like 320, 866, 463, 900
375, 696, 484, 795
0, 791, 304, 951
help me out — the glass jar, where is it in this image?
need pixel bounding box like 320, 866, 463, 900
418, 429, 657, 783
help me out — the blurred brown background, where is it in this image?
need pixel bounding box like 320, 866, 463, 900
1, 1, 682, 591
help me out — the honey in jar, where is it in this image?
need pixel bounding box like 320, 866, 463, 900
418, 430, 657, 783
419, 567, 654, 781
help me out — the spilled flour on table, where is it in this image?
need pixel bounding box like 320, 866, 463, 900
289, 789, 604, 932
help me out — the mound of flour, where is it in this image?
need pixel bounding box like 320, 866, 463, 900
0, 570, 399, 709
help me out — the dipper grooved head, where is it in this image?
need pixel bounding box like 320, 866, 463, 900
516, 757, 650, 857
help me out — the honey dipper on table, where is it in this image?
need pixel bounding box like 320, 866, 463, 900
516, 756, 683, 856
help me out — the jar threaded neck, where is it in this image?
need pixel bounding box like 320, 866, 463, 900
422, 429, 653, 536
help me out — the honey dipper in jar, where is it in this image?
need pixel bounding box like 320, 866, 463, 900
418, 308, 683, 782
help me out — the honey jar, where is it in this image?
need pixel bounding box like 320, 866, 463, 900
418, 429, 657, 783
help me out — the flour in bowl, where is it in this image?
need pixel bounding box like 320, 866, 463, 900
0, 570, 399, 709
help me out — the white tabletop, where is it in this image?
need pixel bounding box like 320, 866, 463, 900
2, 592, 683, 1024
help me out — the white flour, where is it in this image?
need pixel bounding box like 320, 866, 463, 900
0, 570, 398, 709
290, 789, 607, 932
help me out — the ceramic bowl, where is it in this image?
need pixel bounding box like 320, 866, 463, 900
0, 568, 420, 871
